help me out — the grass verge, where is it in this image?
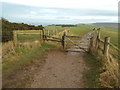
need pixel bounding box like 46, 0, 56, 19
3, 43, 56, 87
83, 53, 102, 88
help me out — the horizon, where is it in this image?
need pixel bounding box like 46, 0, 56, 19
1, 18, 118, 26
1, 0, 119, 25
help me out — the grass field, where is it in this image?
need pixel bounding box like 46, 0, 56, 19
65, 24, 95, 35
100, 29, 118, 47
16, 26, 64, 42
17, 34, 41, 42
44, 25, 64, 35
16, 24, 118, 47
16, 30, 42, 42
66, 24, 118, 47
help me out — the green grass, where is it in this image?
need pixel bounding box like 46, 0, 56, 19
16, 24, 96, 42
100, 29, 118, 47
96, 28, 119, 61
67, 24, 118, 47
84, 53, 102, 88
17, 30, 41, 33
16, 25, 118, 47
66, 24, 95, 35
100, 29, 119, 60
44, 26, 64, 35
72, 24, 118, 47
3, 43, 55, 79
16, 26, 64, 42
16, 30, 42, 42
17, 34, 41, 42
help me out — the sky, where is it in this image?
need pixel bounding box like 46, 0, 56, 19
1, 0, 119, 25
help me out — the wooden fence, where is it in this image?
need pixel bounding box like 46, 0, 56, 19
13, 28, 119, 87
89, 28, 119, 59
13, 29, 65, 46
13, 30, 42, 46
89, 28, 120, 88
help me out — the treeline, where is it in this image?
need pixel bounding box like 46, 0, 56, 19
2, 18, 44, 42
49, 24, 77, 27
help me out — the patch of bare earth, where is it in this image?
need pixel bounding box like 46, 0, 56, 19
3, 57, 46, 88
29, 50, 88, 88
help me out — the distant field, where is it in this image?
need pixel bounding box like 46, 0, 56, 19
101, 29, 118, 47
17, 30, 42, 42
65, 24, 95, 35
91, 24, 118, 47
17, 26, 64, 42
16, 24, 118, 47
93, 23, 118, 30
44, 26, 64, 35
66, 24, 118, 48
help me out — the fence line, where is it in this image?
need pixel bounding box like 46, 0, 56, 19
17, 33, 40, 35
89, 29, 119, 56
13, 30, 42, 46
13, 28, 66, 47
66, 35, 91, 39
12, 27, 119, 87
89, 28, 119, 88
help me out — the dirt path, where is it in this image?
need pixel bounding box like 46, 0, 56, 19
28, 32, 92, 88
30, 50, 88, 88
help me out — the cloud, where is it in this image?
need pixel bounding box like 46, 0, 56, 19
40, 9, 58, 14
2, 2, 118, 25
2, 0, 119, 11
30, 11, 37, 15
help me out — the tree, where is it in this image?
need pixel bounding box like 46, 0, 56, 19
2, 18, 13, 42
2, 18, 45, 42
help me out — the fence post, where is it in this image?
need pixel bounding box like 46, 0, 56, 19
66, 30, 68, 35
53, 30, 55, 35
48, 30, 50, 36
103, 37, 110, 57
93, 28, 95, 31
55, 29, 57, 35
96, 28, 101, 49
46, 29, 47, 35
62, 32, 66, 49
40, 30, 42, 42
42, 29, 45, 41
13, 31, 17, 46
89, 37, 94, 53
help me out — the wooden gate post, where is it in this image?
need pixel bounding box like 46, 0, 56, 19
40, 30, 42, 42
55, 29, 57, 35
13, 31, 17, 46
103, 37, 110, 57
93, 28, 95, 31
42, 29, 45, 41
89, 37, 94, 53
66, 30, 68, 35
57, 29, 58, 34
48, 30, 50, 36
62, 32, 66, 49
53, 30, 55, 35
46, 29, 47, 35
96, 28, 101, 49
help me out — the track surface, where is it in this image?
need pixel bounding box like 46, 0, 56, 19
30, 32, 92, 88
30, 50, 88, 88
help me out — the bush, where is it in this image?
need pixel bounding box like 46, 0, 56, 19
1, 18, 44, 42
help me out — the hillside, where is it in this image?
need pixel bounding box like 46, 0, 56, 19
1, 18, 44, 42
92, 23, 118, 30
